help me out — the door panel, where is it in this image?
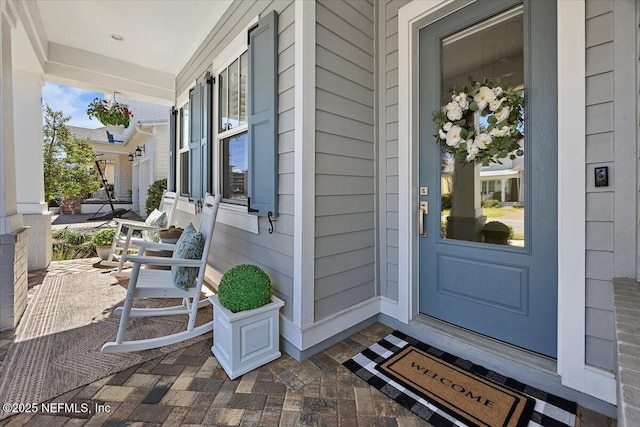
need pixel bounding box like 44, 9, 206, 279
418, 0, 557, 357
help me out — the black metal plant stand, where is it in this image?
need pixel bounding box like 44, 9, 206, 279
89, 158, 130, 221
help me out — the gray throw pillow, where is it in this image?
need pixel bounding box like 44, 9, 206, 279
171, 223, 205, 290
141, 209, 168, 242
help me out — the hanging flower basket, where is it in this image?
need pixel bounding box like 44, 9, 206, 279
433, 79, 524, 165
87, 97, 133, 128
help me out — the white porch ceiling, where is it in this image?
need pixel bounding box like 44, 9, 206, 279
13, 0, 233, 103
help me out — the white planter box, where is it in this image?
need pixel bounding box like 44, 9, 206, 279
210, 294, 284, 380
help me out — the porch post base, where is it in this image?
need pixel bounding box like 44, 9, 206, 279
0, 227, 30, 331
445, 215, 487, 242
22, 212, 52, 270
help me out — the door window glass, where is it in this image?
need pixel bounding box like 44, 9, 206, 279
439, 6, 525, 247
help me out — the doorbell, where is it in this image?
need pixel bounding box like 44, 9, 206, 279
595, 166, 609, 187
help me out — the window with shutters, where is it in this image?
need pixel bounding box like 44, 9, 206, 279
178, 106, 190, 196
217, 52, 249, 205
171, 11, 276, 232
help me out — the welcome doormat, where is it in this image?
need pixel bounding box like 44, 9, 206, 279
343, 331, 577, 427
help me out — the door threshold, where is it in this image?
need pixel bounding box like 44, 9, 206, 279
413, 314, 556, 373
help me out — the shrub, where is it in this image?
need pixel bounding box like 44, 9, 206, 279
53, 228, 91, 245
91, 228, 116, 246
53, 228, 71, 240
441, 193, 452, 210
145, 178, 167, 216
52, 241, 95, 261
481, 199, 500, 208
67, 230, 91, 245
482, 221, 513, 244
217, 264, 272, 313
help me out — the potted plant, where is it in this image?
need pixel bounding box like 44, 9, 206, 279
92, 228, 116, 260
86, 98, 133, 135
209, 264, 284, 379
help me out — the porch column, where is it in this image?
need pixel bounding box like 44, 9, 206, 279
446, 161, 486, 241
500, 177, 506, 203
0, 2, 28, 331
14, 71, 51, 270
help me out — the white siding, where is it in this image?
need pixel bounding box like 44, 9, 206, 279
154, 126, 169, 181
175, 0, 296, 319
314, 0, 376, 321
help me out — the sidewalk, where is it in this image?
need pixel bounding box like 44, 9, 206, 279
51, 211, 144, 231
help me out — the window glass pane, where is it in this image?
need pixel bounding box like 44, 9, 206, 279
228, 58, 240, 130
439, 6, 525, 247
181, 107, 189, 149
222, 131, 248, 202
239, 52, 248, 126
219, 69, 228, 132
180, 152, 189, 196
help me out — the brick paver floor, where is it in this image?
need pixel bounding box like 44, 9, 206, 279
0, 260, 617, 426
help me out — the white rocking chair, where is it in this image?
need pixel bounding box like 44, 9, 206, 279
105, 190, 178, 274
101, 193, 220, 353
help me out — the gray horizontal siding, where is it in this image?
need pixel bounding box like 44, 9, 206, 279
584, 0, 615, 371
175, 0, 296, 319
315, 0, 376, 321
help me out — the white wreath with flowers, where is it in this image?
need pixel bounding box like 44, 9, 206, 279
433, 79, 525, 165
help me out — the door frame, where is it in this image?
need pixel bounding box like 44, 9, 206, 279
396, 0, 614, 404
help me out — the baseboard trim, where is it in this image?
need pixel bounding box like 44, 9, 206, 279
281, 316, 378, 361
280, 296, 381, 355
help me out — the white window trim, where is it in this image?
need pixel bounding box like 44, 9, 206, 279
210, 17, 259, 234
175, 99, 190, 197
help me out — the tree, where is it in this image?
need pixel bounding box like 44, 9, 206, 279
43, 104, 101, 204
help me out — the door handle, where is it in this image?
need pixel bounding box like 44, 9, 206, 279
419, 201, 428, 237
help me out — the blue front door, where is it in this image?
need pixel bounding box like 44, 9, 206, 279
418, 0, 558, 357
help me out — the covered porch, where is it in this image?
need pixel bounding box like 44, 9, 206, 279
0, 0, 637, 425
0, 258, 613, 426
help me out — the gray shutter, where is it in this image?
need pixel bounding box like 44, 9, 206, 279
168, 106, 177, 192
247, 10, 278, 217
201, 73, 213, 197
189, 82, 202, 200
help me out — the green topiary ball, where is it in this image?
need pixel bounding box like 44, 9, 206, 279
217, 264, 272, 313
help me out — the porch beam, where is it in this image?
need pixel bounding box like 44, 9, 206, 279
45, 42, 174, 104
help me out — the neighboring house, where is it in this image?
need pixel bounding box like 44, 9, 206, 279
1, 0, 637, 423
68, 98, 169, 214
479, 156, 524, 204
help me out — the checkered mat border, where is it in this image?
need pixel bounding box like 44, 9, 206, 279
343, 331, 577, 427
